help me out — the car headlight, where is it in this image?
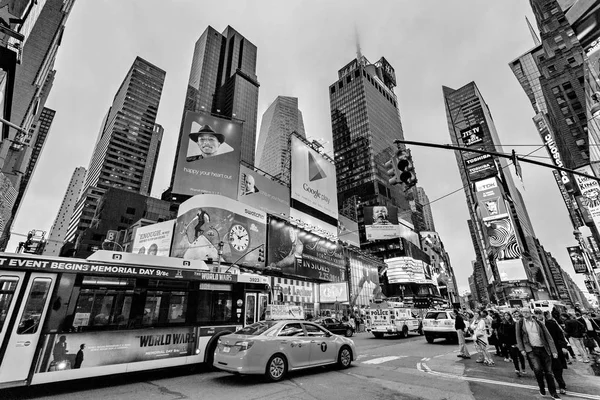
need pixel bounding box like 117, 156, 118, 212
235, 341, 254, 351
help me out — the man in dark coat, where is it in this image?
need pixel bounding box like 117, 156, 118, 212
543, 311, 568, 395
565, 313, 589, 362
516, 308, 559, 399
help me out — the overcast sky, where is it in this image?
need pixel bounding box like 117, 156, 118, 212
8, 0, 592, 297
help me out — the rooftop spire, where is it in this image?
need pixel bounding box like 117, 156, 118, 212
526, 16, 541, 46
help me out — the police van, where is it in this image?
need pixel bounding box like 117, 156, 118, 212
366, 301, 420, 338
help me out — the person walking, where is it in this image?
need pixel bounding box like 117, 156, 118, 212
577, 312, 600, 351
516, 308, 560, 399
474, 310, 494, 366
543, 311, 568, 395
504, 312, 527, 376
490, 312, 502, 356
564, 313, 589, 362
454, 307, 470, 359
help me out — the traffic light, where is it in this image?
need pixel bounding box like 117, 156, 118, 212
385, 148, 417, 189
258, 245, 265, 263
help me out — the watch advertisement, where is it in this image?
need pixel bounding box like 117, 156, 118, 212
170, 194, 267, 269
267, 218, 346, 282
172, 111, 243, 199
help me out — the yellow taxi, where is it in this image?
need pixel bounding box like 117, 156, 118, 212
213, 306, 357, 381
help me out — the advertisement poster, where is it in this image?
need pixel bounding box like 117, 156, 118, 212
347, 251, 382, 306
172, 112, 242, 199
237, 165, 290, 217
338, 214, 360, 247
497, 259, 527, 282
319, 282, 349, 303
171, 194, 267, 269
483, 216, 521, 261
534, 113, 572, 191
475, 177, 508, 221
364, 205, 400, 240
574, 165, 600, 232
38, 328, 196, 373
465, 154, 497, 182
289, 208, 338, 241
290, 136, 338, 219
267, 219, 345, 282
132, 220, 175, 256
384, 257, 432, 284
460, 124, 484, 147
567, 246, 588, 274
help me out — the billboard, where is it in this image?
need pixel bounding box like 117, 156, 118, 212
171, 194, 266, 269
483, 216, 521, 261
384, 257, 433, 284
475, 177, 508, 220
497, 259, 527, 282
172, 112, 242, 199
465, 153, 497, 182
289, 208, 337, 241
319, 282, 349, 303
338, 214, 360, 247
267, 219, 346, 282
131, 220, 175, 256
290, 136, 338, 219
347, 251, 382, 306
574, 165, 600, 231
237, 165, 290, 217
460, 124, 484, 147
534, 113, 572, 191
364, 205, 399, 240
567, 246, 588, 274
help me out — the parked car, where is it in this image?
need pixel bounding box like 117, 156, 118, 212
422, 310, 457, 343
213, 320, 357, 381
312, 317, 354, 337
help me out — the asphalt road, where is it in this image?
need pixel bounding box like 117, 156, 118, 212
2, 332, 599, 400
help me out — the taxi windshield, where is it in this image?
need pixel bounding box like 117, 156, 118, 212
235, 321, 279, 335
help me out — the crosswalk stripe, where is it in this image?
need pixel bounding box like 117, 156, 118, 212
362, 356, 402, 364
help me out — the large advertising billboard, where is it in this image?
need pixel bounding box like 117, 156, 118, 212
483, 216, 521, 261
131, 220, 175, 256
172, 112, 242, 199
237, 165, 290, 217
460, 124, 484, 147
338, 214, 360, 247
497, 259, 527, 282
267, 219, 346, 282
171, 194, 266, 269
347, 251, 382, 307
567, 246, 588, 274
290, 136, 338, 219
289, 208, 337, 241
384, 257, 433, 285
364, 205, 399, 240
465, 153, 497, 182
475, 177, 509, 221
574, 165, 600, 231
534, 113, 572, 191
319, 282, 349, 303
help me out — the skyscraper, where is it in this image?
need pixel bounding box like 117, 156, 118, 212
255, 96, 305, 185
166, 25, 259, 200
416, 187, 436, 232
444, 82, 548, 304
43, 166, 85, 256
0, 0, 75, 249
65, 57, 165, 251
329, 55, 411, 259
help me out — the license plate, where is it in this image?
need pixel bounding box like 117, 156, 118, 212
223, 346, 230, 353
433, 321, 438, 325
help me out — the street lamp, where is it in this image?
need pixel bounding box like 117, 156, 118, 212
573, 229, 600, 304
102, 239, 123, 251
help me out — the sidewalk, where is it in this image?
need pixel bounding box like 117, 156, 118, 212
425, 347, 600, 395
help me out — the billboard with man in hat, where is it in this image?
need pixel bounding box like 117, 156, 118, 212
173, 111, 243, 199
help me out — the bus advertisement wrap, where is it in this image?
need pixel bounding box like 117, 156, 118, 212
37, 328, 197, 373
132, 220, 175, 256
172, 112, 243, 199
171, 194, 267, 269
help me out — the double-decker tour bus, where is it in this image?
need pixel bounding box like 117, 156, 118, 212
0, 251, 269, 388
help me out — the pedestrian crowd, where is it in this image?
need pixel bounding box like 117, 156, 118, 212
453, 305, 600, 399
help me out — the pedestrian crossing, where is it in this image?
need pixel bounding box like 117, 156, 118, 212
357, 354, 409, 365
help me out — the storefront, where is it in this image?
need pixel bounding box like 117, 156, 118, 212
271, 276, 318, 318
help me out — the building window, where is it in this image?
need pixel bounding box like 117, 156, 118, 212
547, 65, 556, 73
330, 86, 335, 94
126, 207, 136, 215
552, 86, 560, 95
562, 82, 572, 90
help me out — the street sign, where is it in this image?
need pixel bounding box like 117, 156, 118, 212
106, 230, 118, 242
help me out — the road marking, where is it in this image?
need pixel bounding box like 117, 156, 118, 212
418, 362, 600, 400
362, 356, 404, 364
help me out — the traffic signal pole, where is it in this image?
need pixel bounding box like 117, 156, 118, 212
393, 139, 600, 182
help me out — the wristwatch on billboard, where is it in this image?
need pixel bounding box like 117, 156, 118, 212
228, 221, 250, 258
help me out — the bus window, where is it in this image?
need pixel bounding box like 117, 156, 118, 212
0, 276, 19, 331
196, 290, 233, 324
168, 292, 187, 323
143, 291, 162, 325
17, 278, 52, 334
143, 290, 189, 326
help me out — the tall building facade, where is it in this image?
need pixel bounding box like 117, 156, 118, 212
444, 82, 549, 305
329, 55, 411, 259
65, 57, 165, 252
255, 96, 305, 185
43, 166, 85, 256
0, 0, 75, 249
166, 25, 259, 200
416, 186, 436, 232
